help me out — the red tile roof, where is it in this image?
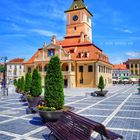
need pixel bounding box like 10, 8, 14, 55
8, 58, 24, 63
25, 36, 111, 65
24, 51, 40, 64
113, 64, 128, 70
128, 58, 140, 61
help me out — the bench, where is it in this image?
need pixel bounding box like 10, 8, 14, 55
46, 111, 123, 140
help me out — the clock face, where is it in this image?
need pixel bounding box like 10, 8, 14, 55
73, 15, 78, 21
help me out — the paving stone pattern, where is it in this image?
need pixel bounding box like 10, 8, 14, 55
0, 85, 139, 140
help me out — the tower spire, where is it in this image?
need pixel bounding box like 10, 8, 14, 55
65, 0, 92, 16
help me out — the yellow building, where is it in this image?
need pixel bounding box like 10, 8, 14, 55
126, 59, 140, 77
24, 0, 113, 88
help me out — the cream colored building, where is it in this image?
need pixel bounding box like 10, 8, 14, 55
6, 58, 25, 83
24, 0, 113, 88
126, 59, 140, 76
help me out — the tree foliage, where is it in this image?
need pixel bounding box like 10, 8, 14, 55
14, 79, 17, 87
30, 68, 42, 97
24, 72, 32, 93
20, 76, 25, 92
0, 65, 4, 73
17, 78, 21, 91
98, 76, 105, 91
44, 56, 64, 110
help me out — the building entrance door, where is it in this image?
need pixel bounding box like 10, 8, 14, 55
64, 79, 68, 88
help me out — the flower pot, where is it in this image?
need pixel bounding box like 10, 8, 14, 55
27, 97, 41, 108
16, 88, 20, 93
20, 94, 27, 102
138, 88, 140, 93
37, 106, 73, 123
92, 90, 108, 96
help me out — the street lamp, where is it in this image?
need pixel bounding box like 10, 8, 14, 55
0, 56, 8, 95
137, 61, 140, 93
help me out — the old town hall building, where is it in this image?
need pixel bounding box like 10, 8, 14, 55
24, 0, 113, 88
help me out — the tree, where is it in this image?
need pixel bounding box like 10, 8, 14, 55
20, 76, 25, 92
24, 72, 32, 93
98, 76, 105, 92
45, 56, 64, 110
17, 78, 21, 91
14, 79, 17, 87
30, 68, 42, 97
0, 65, 4, 73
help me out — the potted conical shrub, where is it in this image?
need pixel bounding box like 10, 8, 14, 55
14, 79, 17, 87
27, 68, 42, 110
37, 56, 72, 122
16, 78, 21, 93
21, 73, 32, 101
138, 79, 140, 93
20, 76, 27, 102
92, 76, 108, 96
20, 76, 25, 93
24, 72, 32, 94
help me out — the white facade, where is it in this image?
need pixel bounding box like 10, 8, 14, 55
112, 69, 130, 80
6, 63, 24, 83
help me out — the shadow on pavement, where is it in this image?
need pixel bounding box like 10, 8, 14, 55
29, 117, 44, 126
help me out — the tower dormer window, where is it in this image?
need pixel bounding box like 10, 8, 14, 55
74, 4, 78, 9
78, 53, 81, 58
84, 52, 88, 58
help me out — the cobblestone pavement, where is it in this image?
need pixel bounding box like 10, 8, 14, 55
0, 85, 139, 140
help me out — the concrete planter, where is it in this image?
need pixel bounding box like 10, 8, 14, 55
27, 97, 41, 108
138, 88, 140, 93
91, 90, 108, 96
37, 106, 73, 123
20, 94, 27, 102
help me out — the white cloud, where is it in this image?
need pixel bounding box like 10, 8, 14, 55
31, 29, 63, 40
126, 52, 140, 57
114, 28, 133, 34
122, 29, 132, 34
32, 29, 56, 37
110, 57, 126, 64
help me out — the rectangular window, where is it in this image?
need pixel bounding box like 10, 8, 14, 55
28, 67, 31, 73
66, 66, 69, 71
79, 66, 83, 72
88, 65, 93, 72
80, 79, 83, 84
44, 66, 47, 72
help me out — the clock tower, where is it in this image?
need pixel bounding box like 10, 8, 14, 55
65, 0, 93, 42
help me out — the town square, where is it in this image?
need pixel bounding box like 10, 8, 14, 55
0, 0, 140, 139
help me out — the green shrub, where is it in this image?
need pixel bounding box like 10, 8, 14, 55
20, 76, 25, 92
17, 78, 21, 91
14, 79, 17, 87
24, 72, 32, 93
30, 68, 42, 97
45, 56, 64, 110
98, 76, 105, 91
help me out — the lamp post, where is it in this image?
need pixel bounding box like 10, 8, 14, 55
1, 56, 8, 95
137, 61, 140, 93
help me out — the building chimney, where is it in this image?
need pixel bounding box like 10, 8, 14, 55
80, 32, 84, 43
52, 35, 56, 44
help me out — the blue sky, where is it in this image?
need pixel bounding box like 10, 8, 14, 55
0, 0, 139, 64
